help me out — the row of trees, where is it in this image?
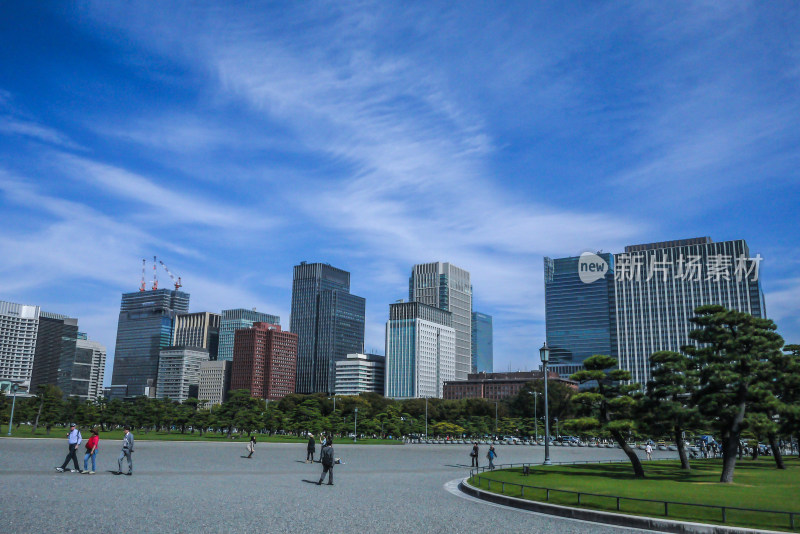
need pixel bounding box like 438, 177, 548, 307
1, 380, 579, 441
565, 305, 799, 483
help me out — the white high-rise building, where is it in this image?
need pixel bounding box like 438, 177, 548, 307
156, 347, 209, 402
0, 301, 41, 386
385, 302, 455, 399
335, 353, 385, 396
198, 360, 231, 408
409, 262, 472, 380
76, 335, 107, 401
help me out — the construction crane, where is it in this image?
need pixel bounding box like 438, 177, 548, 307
139, 258, 147, 291
152, 255, 158, 290
159, 260, 182, 290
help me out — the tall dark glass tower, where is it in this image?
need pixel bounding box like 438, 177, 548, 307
110, 289, 190, 398
30, 312, 79, 396
471, 311, 493, 373
544, 253, 616, 379
290, 262, 365, 394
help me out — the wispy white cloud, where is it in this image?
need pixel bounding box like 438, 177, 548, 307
0, 116, 84, 150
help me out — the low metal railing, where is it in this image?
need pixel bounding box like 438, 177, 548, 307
468, 463, 798, 530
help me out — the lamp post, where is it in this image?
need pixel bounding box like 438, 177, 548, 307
425, 397, 428, 440
540, 342, 552, 465
494, 401, 498, 437
528, 391, 540, 443
354, 407, 358, 442
7, 383, 19, 436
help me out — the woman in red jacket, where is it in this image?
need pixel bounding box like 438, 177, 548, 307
82, 428, 99, 474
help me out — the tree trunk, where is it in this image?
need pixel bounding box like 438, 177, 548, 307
738, 442, 743, 460
675, 426, 690, 470
768, 433, 785, 469
32, 399, 44, 434
720, 432, 740, 483
612, 430, 645, 478
751, 442, 759, 461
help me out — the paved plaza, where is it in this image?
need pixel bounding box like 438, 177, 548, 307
0, 438, 675, 533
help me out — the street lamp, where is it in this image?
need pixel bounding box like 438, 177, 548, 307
6, 382, 19, 436
425, 397, 428, 440
354, 407, 358, 442
540, 342, 552, 465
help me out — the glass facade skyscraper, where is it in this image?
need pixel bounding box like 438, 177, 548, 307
30, 312, 80, 397
471, 311, 493, 373
544, 253, 616, 379
290, 262, 365, 394
110, 289, 190, 398
0, 300, 40, 384
217, 309, 277, 362
544, 238, 766, 385
409, 262, 472, 380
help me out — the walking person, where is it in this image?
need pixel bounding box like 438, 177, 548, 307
645, 443, 653, 461
116, 426, 134, 475
487, 445, 497, 470
246, 436, 256, 459
55, 423, 82, 473
317, 436, 334, 485
82, 428, 99, 474
306, 433, 316, 463
470, 442, 479, 468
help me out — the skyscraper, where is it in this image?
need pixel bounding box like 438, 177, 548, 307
544, 253, 616, 380
290, 262, 365, 394
0, 300, 40, 385
334, 353, 385, 396
110, 289, 190, 398
156, 346, 209, 402
198, 360, 231, 408
231, 322, 297, 400
30, 312, 79, 395
76, 334, 106, 401
173, 312, 220, 360
385, 301, 455, 399
471, 311, 494, 373
409, 262, 472, 380
544, 238, 766, 385
217, 309, 279, 362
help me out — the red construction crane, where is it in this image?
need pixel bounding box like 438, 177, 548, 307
159, 260, 182, 290
139, 258, 146, 291
152, 255, 158, 290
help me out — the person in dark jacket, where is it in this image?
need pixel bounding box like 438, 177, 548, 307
470, 442, 479, 468
317, 436, 334, 485
306, 433, 316, 463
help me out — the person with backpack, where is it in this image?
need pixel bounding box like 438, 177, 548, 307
470, 442, 479, 468
55, 423, 82, 473
82, 428, 100, 474
317, 435, 334, 485
487, 445, 497, 470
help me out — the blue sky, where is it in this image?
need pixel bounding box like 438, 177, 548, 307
1, 2, 798, 384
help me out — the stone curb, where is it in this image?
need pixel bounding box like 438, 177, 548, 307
458, 478, 784, 534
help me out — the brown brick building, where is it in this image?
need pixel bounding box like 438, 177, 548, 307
443, 371, 578, 401
231, 323, 297, 400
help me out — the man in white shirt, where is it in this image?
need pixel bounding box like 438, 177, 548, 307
55, 423, 82, 473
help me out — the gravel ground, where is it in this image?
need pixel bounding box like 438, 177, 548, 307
0, 437, 674, 533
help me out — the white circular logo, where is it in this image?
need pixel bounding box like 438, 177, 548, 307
578, 252, 609, 284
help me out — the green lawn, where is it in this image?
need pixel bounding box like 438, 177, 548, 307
469, 459, 800, 532
1, 424, 401, 445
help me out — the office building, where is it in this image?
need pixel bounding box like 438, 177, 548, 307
385, 301, 455, 399
409, 262, 472, 380
156, 346, 209, 402
443, 370, 576, 401
30, 312, 79, 395
173, 312, 220, 360
0, 301, 41, 385
544, 237, 766, 385
110, 289, 190, 398
218, 309, 279, 362
471, 312, 493, 373
544, 252, 616, 380
334, 353, 385, 396
290, 262, 365, 394
76, 334, 107, 400
231, 323, 298, 400
198, 360, 231, 407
